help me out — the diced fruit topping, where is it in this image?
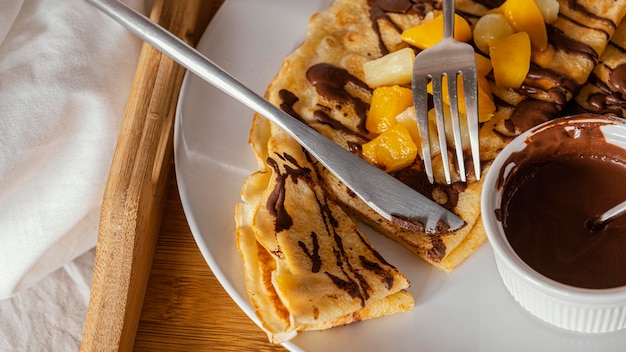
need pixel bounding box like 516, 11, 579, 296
534, 0, 560, 24
366, 85, 413, 134
362, 123, 418, 173
363, 47, 415, 88
475, 53, 493, 77
490, 31, 531, 89
477, 76, 496, 122
357, 0, 560, 174
428, 107, 471, 151
395, 107, 420, 144
426, 74, 495, 123
401, 14, 472, 50
473, 13, 515, 54
396, 107, 441, 158
501, 0, 548, 50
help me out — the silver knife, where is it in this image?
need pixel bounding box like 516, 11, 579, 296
86, 0, 465, 234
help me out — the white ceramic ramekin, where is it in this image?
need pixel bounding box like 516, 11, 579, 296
481, 114, 626, 333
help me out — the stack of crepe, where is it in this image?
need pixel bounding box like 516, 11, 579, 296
235, 0, 626, 343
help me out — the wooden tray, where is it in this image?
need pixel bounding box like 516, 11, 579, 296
79, 1, 246, 350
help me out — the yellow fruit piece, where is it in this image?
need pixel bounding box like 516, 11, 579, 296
477, 76, 496, 122
362, 123, 418, 173
401, 14, 472, 50
426, 74, 495, 122
473, 13, 516, 54
490, 31, 531, 89
535, 0, 560, 24
502, 0, 548, 50
363, 47, 415, 87
366, 85, 413, 134
395, 107, 420, 144
428, 107, 470, 151
475, 53, 492, 77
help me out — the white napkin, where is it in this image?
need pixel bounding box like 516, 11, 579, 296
0, 0, 145, 299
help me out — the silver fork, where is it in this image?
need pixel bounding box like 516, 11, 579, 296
412, 0, 480, 184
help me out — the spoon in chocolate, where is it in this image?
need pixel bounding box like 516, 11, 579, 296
587, 199, 626, 232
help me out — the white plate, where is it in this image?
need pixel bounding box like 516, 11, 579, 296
174, 1, 626, 350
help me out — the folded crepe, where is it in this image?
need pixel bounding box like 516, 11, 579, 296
236, 0, 626, 343
236, 116, 413, 343
570, 19, 626, 117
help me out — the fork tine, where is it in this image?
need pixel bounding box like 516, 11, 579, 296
462, 67, 481, 180
413, 73, 433, 183
431, 75, 452, 184
446, 73, 467, 182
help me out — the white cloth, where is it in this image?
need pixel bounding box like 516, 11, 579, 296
0, 0, 145, 349
0, 248, 95, 351
0, 0, 144, 298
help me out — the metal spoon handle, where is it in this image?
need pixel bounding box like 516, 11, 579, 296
86, 0, 464, 233
596, 199, 626, 225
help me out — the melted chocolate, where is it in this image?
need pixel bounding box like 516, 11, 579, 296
279, 89, 305, 122
360, 255, 394, 289
306, 64, 371, 134
568, 62, 626, 117
266, 150, 400, 301
427, 234, 447, 262
298, 232, 322, 273
524, 64, 579, 105
498, 115, 626, 289
266, 157, 294, 232
547, 25, 598, 63
509, 99, 560, 133
607, 63, 626, 100
393, 165, 463, 212
367, 0, 441, 55
565, 0, 620, 30
314, 110, 370, 142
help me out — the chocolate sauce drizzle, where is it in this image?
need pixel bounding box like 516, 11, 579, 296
306, 64, 372, 134
265, 149, 399, 303
266, 157, 294, 233
547, 24, 599, 63
298, 232, 322, 273
367, 0, 441, 55
568, 62, 626, 117
565, 0, 620, 30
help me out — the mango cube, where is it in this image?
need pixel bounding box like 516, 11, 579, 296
477, 75, 496, 122
362, 123, 418, 173
366, 85, 413, 134
502, 0, 548, 50
490, 31, 531, 89
401, 14, 472, 50
475, 53, 493, 77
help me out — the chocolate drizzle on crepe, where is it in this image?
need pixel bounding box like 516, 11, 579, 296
265, 149, 402, 304
306, 64, 372, 135
367, 0, 440, 54
571, 63, 626, 117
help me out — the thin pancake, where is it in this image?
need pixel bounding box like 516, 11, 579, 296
237, 115, 413, 343
570, 19, 626, 117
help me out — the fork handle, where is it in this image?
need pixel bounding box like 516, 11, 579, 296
443, 0, 455, 39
